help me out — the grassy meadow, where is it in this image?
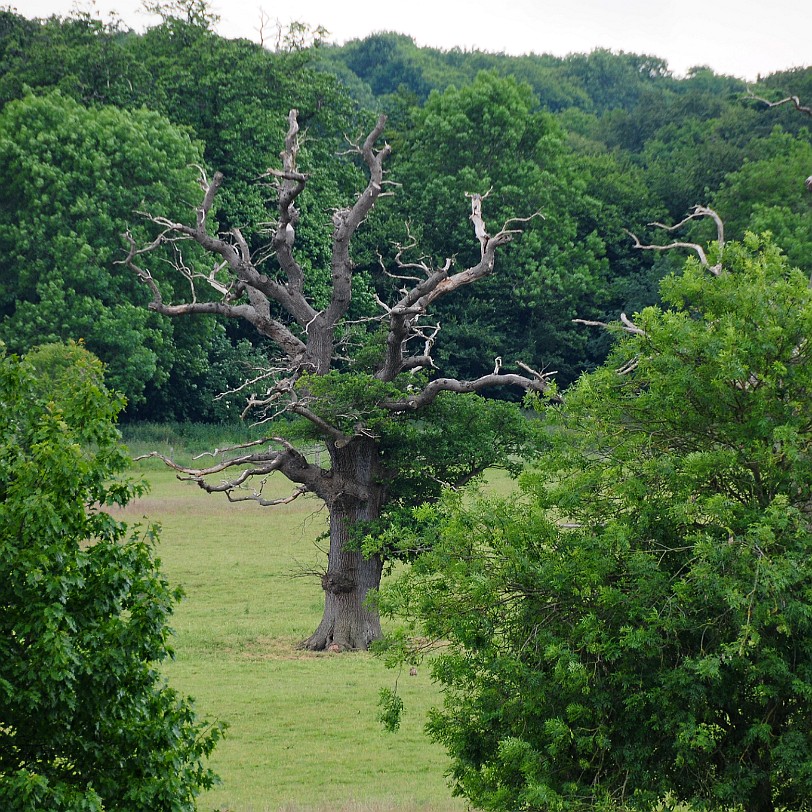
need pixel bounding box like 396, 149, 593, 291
118, 426, 515, 812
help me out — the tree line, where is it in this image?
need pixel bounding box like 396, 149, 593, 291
1, 8, 809, 420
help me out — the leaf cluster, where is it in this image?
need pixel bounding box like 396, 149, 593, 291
291, 371, 541, 513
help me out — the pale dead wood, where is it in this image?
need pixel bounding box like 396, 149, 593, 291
122, 110, 554, 639
746, 89, 812, 117
626, 205, 724, 276
572, 312, 646, 337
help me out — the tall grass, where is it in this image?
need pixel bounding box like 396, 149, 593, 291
117, 432, 472, 812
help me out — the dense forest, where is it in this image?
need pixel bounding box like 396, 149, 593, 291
0, 6, 810, 420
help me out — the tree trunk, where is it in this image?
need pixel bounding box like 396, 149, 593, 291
300, 438, 387, 651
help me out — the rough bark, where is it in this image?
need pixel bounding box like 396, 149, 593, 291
301, 438, 387, 651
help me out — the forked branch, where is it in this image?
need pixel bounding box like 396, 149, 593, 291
374, 201, 543, 382
135, 437, 332, 504
123, 111, 553, 455
626, 205, 724, 275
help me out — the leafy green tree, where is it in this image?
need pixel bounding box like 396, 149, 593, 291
0, 89, 227, 414
559, 49, 671, 114
337, 33, 432, 100
383, 71, 615, 386
122, 109, 550, 651
379, 234, 812, 812
638, 114, 749, 219
0, 341, 222, 811
711, 128, 812, 273
125, 15, 360, 236
0, 10, 151, 109
0, 9, 364, 299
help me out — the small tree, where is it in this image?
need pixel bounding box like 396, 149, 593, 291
122, 109, 552, 651
379, 231, 812, 811
0, 342, 222, 812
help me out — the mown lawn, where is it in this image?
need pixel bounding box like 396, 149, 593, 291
118, 451, 489, 812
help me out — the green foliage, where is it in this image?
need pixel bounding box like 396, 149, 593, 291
380, 71, 616, 385
0, 13, 369, 420
288, 370, 540, 542
0, 11, 152, 109
559, 49, 671, 113
2, 10, 807, 416
324, 36, 672, 116
141, 0, 220, 28
378, 686, 406, 733
378, 393, 539, 512
0, 90, 213, 411
380, 238, 812, 811
125, 19, 362, 242
712, 127, 812, 273
0, 342, 222, 811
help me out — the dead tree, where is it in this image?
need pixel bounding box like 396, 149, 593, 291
121, 109, 552, 651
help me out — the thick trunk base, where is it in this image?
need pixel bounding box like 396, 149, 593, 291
299, 551, 383, 651
299, 437, 387, 652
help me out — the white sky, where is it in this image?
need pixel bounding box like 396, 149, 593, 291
14, 0, 811, 81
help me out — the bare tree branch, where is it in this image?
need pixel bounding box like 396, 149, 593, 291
746, 88, 812, 117
626, 205, 724, 275
267, 109, 309, 295
465, 188, 492, 257
135, 436, 336, 503
374, 208, 543, 382
572, 312, 647, 337
321, 115, 391, 346
380, 365, 556, 412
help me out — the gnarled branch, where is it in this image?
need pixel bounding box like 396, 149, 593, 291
379, 363, 556, 412
135, 437, 333, 504
375, 206, 544, 381
627, 205, 724, 275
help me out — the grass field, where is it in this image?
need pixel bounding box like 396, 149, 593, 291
117, 434, 502, 812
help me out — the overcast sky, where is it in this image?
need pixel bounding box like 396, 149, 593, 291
16, 0, 811, 81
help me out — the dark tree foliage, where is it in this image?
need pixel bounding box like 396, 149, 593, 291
0, 342, 222, 812
1, 7, 808, 423
0, 10, 363, 421
0, 90, 218, 412
376, 71, 664, 387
